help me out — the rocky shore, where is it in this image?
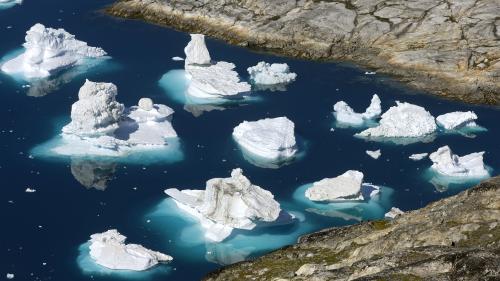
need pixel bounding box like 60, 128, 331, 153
107, 0, 500, 105
204, 176, 500, 280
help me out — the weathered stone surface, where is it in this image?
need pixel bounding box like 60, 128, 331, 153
204, 176, 500, 280
107, 0, 500, 104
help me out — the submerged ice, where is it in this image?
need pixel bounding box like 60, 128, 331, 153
165, 168, 285, 242
333, 94, 381, 126
1, 23, 107, 79
429, 146, 489, 178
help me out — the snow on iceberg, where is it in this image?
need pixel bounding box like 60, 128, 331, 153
333, 94, 381, 126
1, 23, 107, 79
184, 34, 250, 100
88, 229, 172, 271
165, 168, 288, 242
233, 117, 297, 165
356, 101, 437, 141
305, 170, 380, 202
436, 111, 479, 130
429, 146, 490, 178
247, 61, 296, 88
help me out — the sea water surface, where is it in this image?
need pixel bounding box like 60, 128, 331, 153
0, 0, 499, 280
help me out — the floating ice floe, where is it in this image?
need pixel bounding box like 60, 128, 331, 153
171, 56, 184, 61
165, 168, 289, 242
184, 34, 250, 99
1, 23, 107, 79
333, 94, 381, 126
384, 207, 404, 219
429, 146, 489, 178
88, 229, 172, 271
366, 149, 381, 159
305, 170, 379, 202
409, 153, 428, 161
436, 111, 479, 130
356, 101, 437, 142
233, 117, 298, 166
247, 61, 296, 90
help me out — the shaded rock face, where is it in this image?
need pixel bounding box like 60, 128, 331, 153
107, 0, 500, 105
204, 176, 500, 281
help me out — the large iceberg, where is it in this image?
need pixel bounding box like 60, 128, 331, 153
436, 111, 478, 130
1, 23, 107, 79
356, 101, 437, 139
184, 34, 250, 99
305, 170, 378, 202
247, 61, 297, 86
88, 229, 172, 271
165, 168, 284, 242
233, 117, 297, 162
49, 80, 179, 158
333, 94, 381, 126
429, 146, 489, 178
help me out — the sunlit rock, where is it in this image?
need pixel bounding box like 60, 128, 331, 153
436, 111, 478, 130
429, 146, 489, 178
233, 117, 297, 161
357, 101, 436, 138
333, 94, 381, 126
305, 170, 373, 202
165, 168, 283, 242
89, 229, 172, 271
247, 61, 297, 85
1, 23, 106, 79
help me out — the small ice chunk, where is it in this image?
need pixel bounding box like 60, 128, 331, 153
233, 117, 297, 161
436, 111, 478, 130
366, 149, 381, 159
364, 71, 376, 75
247, 61, 297, 85
138, 98, 153, 111
305, 170, 364, 202
409, 153, 428, 161
171, 56, 184, 61
429, 146, 489, 178
357, 101, 437, 138
89, 229, 172, 271
385, 207, 404, 219
333, 94, 381, 125
6, 273, 14, 279
25, 188, 36, 193
184, 34, 211, 65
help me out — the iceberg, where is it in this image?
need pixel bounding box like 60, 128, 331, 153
0, 0, 21, 9
88, 229, 172, 271
333, 94, 382, 126
305, 170, 379, 202
356, 101, 437, 139
409, 153, 428, 161
165, 168, 284, 242
184, 34, 250, 99
233, 117, 297, 162
1, 23, 107, 79
247, 61, 297, 86
384, 207, 404, 219
366, 149, 381, 159
436, 111, 478, 130
429, 146, 489, 178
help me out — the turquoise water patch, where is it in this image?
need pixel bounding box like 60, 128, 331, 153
76, 242, 172, 280
423, 167, 492, 193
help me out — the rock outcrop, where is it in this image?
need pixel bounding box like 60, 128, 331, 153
107, 0, 500, 105
204, 176, 500, 280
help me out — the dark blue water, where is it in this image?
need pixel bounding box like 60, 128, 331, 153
1, 1, 499, 280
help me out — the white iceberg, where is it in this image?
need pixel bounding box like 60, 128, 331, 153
233, 117, 297, 162
171, 56, 184, 61
384, 207, 404, 219
247, 61, 296, 85
356, 101, 437, 139
429, 146, 489, 178
184, 34, 250, 99
165, 168, 283, 242
366, 149, 381, 159
409, 153, 428, 161
89, 229, 172, 271
1, 23, 107, 79
333, 94, 381, 126
436, 111, 478, 130
305, 170, 379, 202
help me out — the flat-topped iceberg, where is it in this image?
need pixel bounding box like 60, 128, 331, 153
184, 34, 250, 99
1, 23, 107, 79
247, 61, 297, 86
233, 117, 297, 163
409, 153, 428, 161
165, 168, 285, 242
305, 170, 379, 202
333, 94, 381, 126
356, 101, 437, 139
88, 229, 172, 271
436, 111, 478, 130
429, 146, 489, 178
366, 149, 381, 159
